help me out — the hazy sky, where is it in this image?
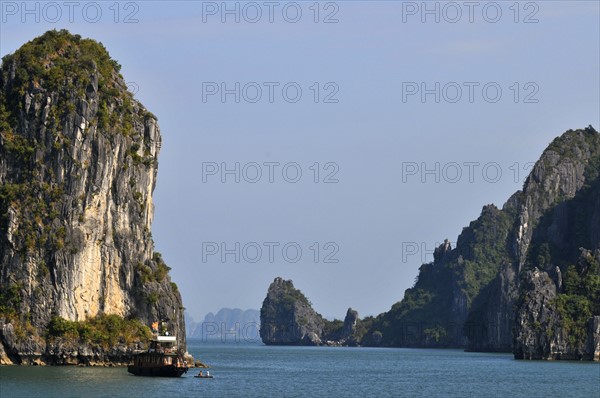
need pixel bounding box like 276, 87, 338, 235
1, 1, 599, 321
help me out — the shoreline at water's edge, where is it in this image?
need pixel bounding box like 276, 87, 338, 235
259, 341, 598, 361
0, 340, 200, 367
0, 352, 202, 367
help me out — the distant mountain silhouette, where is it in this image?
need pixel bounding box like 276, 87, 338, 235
186, 308, 260, 342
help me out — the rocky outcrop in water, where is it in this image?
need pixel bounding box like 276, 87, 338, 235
0, 30, 187, 365
259, 278, 365, 346
324, 308, 361, 346
513, 249, 600, 360
260, 278, 325, 345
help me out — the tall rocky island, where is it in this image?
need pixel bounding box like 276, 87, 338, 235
260, 127, 600, 360
0, 30, 187, 365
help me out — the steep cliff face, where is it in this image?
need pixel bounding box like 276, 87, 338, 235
259, 278, 365, 346
466, 128, 600, 357
337, 308, 360, 345
513, 250, 600, 360
260, 278, 325, 345
510, 129, 599, 359
462, 192, 521, 352
0, 30, 186, 364
464, 260, 518, 352
514, 131, 598, 268
364, 202, 515, 348
363, 127, 599, 359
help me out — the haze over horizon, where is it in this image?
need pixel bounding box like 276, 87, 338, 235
1, 1, 598, 322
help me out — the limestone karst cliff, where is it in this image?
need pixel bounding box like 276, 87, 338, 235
509, 128, 600, 359
0, 30, 186, 365
259, 277, 365, 346
259, 127, 600, 361
364, 127, 600, 360
260, 277, 325, 345
356, 198, 519, 349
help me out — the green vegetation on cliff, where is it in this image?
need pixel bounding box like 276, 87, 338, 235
512, 127, 600, 355
526, 128, 600, 271
0, 29, 135, 131
0, 30, 185, 365
0, 282, 22, 317
364, 204, 515, 347
135, 252, 173, 284
260, 278, 367, 346
0, 29, 148, 260
47, 314, 152, 349
260, 278, 313, 320
554, 254, 600, 345
0, 29, 157, 264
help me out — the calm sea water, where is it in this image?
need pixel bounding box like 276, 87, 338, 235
1, 340, 599, 397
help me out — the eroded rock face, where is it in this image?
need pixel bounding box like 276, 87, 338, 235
507, 129, 600, 360
465, 262, 517, 353
359, 127, 599, 357
365, 204, 516, 349
586, 316, 600, 361
468, 128, 600, 357
259, 278, 363, 346
340, 308, 359, 340
260, 278, 325, 345
513, 135, 594, 269
0, 30, 186, 364
513, 250, 600, 360
513, 269, 559, 359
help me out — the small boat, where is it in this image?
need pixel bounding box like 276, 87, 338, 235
194, 374, 214, 379
128, 333, 188, 377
